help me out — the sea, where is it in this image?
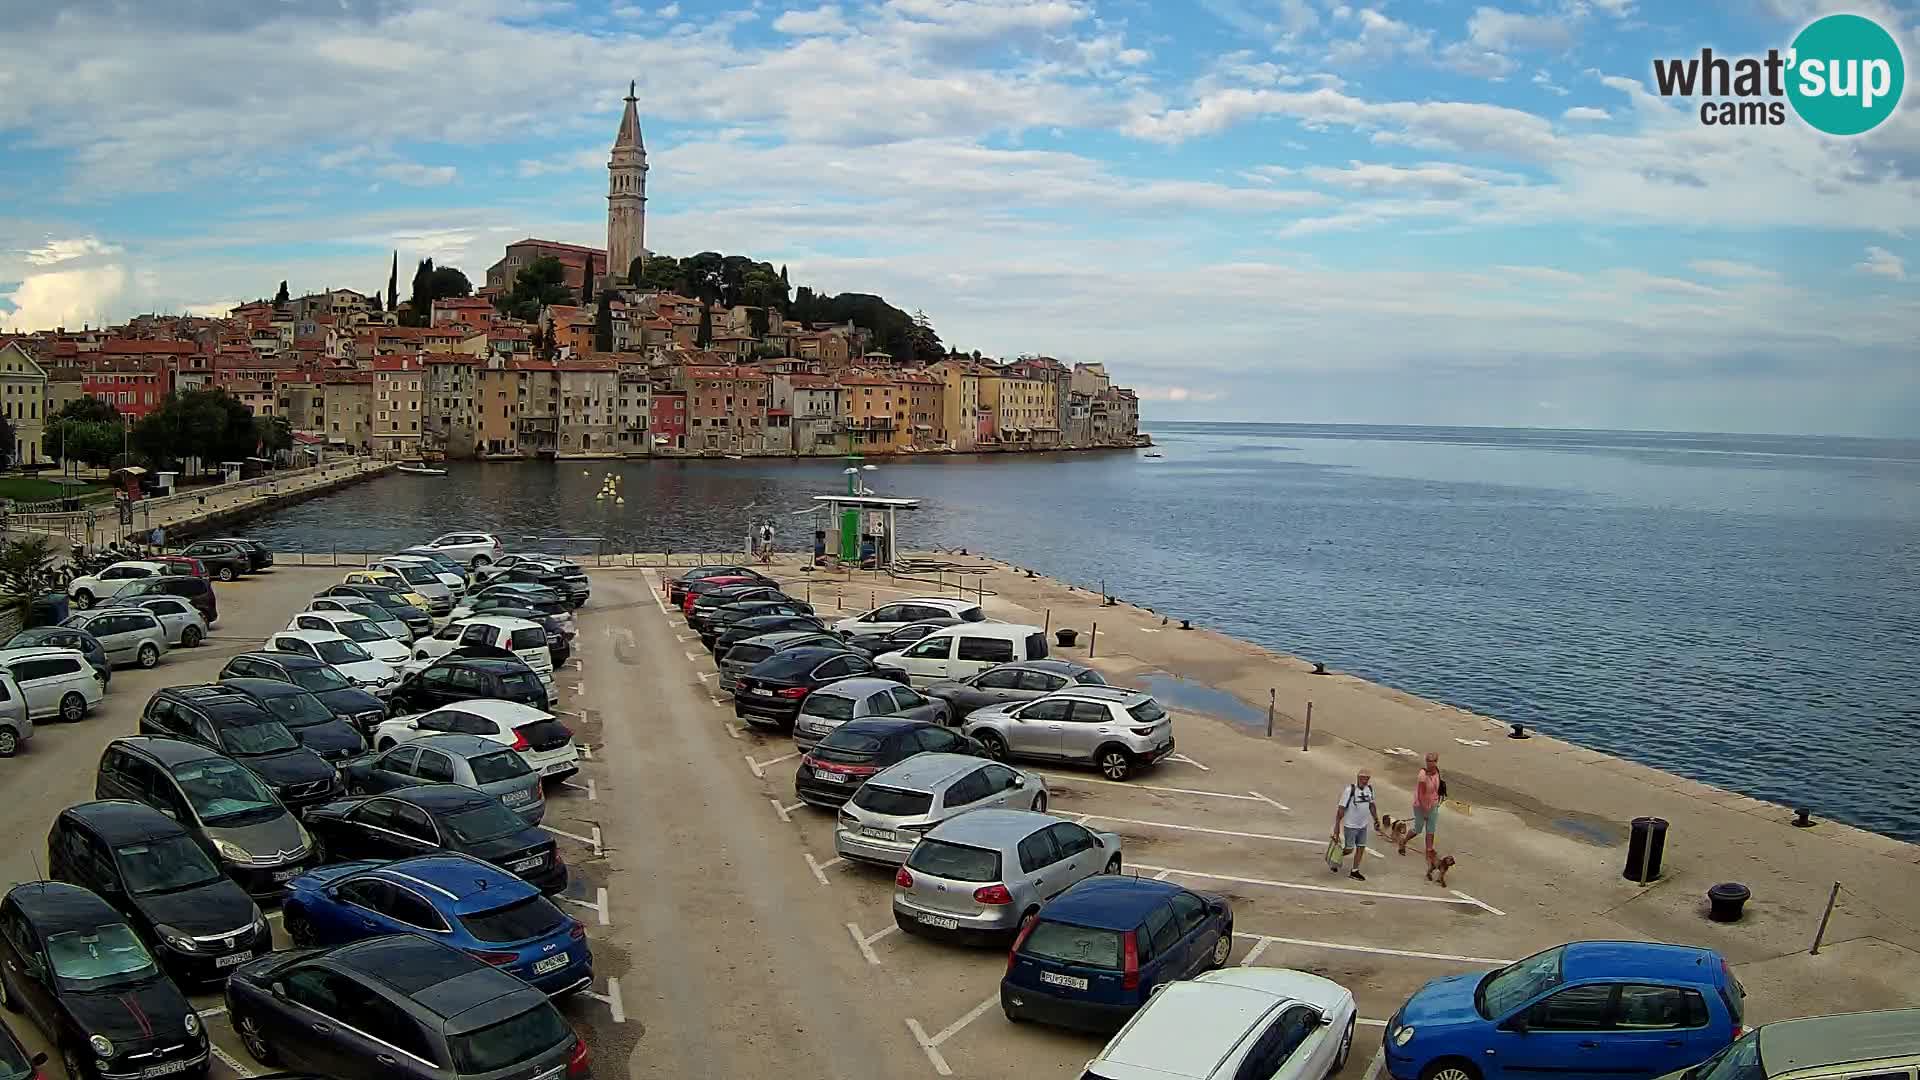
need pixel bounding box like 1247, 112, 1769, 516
242, 423, 1920, 842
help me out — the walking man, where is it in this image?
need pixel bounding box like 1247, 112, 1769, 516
1401, 753, 1443, 860
1330, 770, 1381, 881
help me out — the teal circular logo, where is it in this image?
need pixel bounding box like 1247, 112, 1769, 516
1787, 13, 1905, 135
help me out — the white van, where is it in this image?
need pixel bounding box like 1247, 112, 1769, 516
0, 647, 105, 722
876, 623, 1049, 686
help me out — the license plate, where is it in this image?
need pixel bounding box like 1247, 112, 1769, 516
751, 687, 773, 696
813, 770, 844, 783
272, 867, 302, 882
510, 856, 544, 872
860, 826, 896, 841
1039, 971, 1089, 991
541, 761, 571, 775
215, 951, 251, 968
916, 914, 960, 930
140, 1061, 193, 1079
532, 954, 569, 975
503, 790, 531, 805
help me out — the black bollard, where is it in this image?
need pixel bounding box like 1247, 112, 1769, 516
1509, 722, 1531, 739
1793, 808, 1816, 828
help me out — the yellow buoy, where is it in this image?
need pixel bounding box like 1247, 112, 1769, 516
616, 496, 625, 504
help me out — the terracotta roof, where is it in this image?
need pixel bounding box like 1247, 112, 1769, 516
100, 339, 197, 355
370, 355, 422, 371
505, 237, 607, 258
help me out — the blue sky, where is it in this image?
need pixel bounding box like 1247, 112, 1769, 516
1, 0, 1916, 435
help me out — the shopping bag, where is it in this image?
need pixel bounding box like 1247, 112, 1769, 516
1324, 836, 1343, 870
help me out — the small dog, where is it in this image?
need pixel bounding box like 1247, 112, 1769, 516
1425, 852, 1456, 888
1381, 815, 1413, 853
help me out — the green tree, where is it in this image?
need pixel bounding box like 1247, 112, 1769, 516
387, 250, 400, 312
634, 254, 683, 292
696, 304, 712, 348
908, 309, 944, 362
133, 389, 258, 473
42, 419, 121, 469
368, 289, 382, 313
404, 259, 472, 325
581, 258, 595, 307
680, 251, 725, 303
748, 306, 770, 338
256, 414, 294, 457
495, 257, 574, 323
273, 280, 289, 309
0, 535, 62, 632
0, 415, 14, 467
52, 398, 122, 425
594, 292, 613, 354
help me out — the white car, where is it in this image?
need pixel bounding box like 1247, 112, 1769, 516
0, 647, 104, 722
263, 629, 401, 698
401, 615, 555, 684
421, 531, 504, 568
373, 557, 456, 614
283, 611, 411, 665
129, 595, 210, 648
66, 560, 172, 609
381, 553, 465, 595
306, 596, 412, 643
832, 597, 989, 637
1086, 968, 1358, 1080
373, 699, 579, 780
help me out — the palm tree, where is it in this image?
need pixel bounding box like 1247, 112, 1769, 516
0, 535, 61, 638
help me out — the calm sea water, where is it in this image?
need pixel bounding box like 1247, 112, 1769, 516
244, 424, 1920, 841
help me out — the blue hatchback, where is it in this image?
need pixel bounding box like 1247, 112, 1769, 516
1385, 941, 1744, 1080
281, 853, 593, 996
1001, 876, 1234, 1034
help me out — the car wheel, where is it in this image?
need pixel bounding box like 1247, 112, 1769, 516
236, 1012, 279, 1066
60, 693, 86, 722
0, 729, 16, 758
137, 643, 159, 668
1104, 855, 1122, 875
217, 567, 236, 582
1420, 1060, 1481, 1080
181, 626, 203, 648
1211, 931, 1232, 968
472, 554, 492, 568
72, 589, 93, 609
1334, 1015, 1355, 1071
283, 909, 316, 947
977, 732, 1009, 761
1029, 791, 1047, 812
1097, 744, 1134, 781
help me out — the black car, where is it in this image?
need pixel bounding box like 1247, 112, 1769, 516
0, 881, 210, 1080
465, 605, 572, 666
480, 566, 575, 603
843, 617, 963, 655
1, 1017, 45, 1080
3, 627, 110, 684
733, 646, 907, 730
711, 614, 834, 656
317, 585, 432, 638
208, 539, 273, 571
466, 583, 569, 612
217, 652, 386, 736
179, 540, 251, 582
302, 785, 566, 894
114, 575, 218, 625
390, 657, 550, 715
688, 586, 799, 632
47, 801, 269, 985
923, 659, 1110, 717
224, 934, 586, 1080
217, 679, 368, 764
668, 564, 776, 605
139, 686, 342, 813
794, 718, 983, 808
700, 600, 820, 650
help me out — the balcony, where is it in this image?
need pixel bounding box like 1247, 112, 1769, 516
847, 416, 895, 431
517, 416, 557, 434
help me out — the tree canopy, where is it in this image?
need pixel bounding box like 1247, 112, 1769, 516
132, 389, 261, 472
495, 256, 574, 323
401, 258, 472, 325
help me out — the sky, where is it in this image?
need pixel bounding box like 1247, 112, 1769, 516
1, 0, 1916, 437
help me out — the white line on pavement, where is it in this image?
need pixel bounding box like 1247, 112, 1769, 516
1250, 790, 1290, 811
684, 650, 704, 663
210, 1045, 255, 1079
648, 574, 669, 615
746, 751, 800, 778
904, 1020, 952, 1077
1077, 813, 1324, 847
1167, 752, 1211, 771
698, 671, 716, 682
804, 852, 842, 886
676, 633, 692, 642
1450, 889, 1507, 916
845, 921, 897, 965
1132, 864, 1504, 912
539, 823, 603, 856
1235, 932, 1513, 966
1362, 1047, 1386, 1080
579, 744, 593, 760
1238, 938, 1273, 967
770, 798, 792, 823
559, 887, 611, 927
905, 993, 999, 1078
196, 1005, 227, 1019
1036, 772, 1286, 807
580, 978, 626, 1023
723, 723, 742, 740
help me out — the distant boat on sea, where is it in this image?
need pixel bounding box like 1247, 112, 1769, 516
396, 462, 446, 476
1142, 451, 1164, 459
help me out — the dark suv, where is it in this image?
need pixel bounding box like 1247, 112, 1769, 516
179, 540, 252, 581
733, 646, 906, 730
208, 538, 273, 571
115, 573, 218, 625
390, 656, 551, 714
217, 651, 386, 735
216, 677, 368, 764
139, 685, 341, 812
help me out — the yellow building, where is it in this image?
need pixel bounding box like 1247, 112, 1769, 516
370, 354, 424, 458
0, 341, 49, 465
839, 371, 908, 452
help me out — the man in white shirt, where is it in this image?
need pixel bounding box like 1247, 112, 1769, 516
1330, 770, 1382, 881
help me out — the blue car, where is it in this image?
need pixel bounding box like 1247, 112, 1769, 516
1000, 875, 1234, 1034
280, 853, 593, 996
1385, 941, 1744, 1080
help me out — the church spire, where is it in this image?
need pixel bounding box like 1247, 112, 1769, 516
615, 81, 643, 151
607, 81, 649, 286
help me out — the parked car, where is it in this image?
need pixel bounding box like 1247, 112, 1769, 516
459, 604, 573, 667
138, 685, 342, 813
217, 678, 368, 765
65, 560, 171, 609
114, 575, 218, 626
179, 540, 252, 581
794, 717, 979, 808
128, 595, 210, 648
3, 627, 109, 685
1385, 942, 1742, 1080
379, 553, 465, 596
340, 570, 435, 615
402, 616, 554, 684
843, 616, 963, 655
924, 659, 1108, 718
1088, 967, 1359, 1080
62, 608, 168, 669
878, 622, 1051, 686
453, 591, 576, 639
716, 630, 846, 692
962, 685, 1176, 781
712, 615, 834, 660
677, 576, 763, 615
46, 801, 270, 986
94, 737, 316, 898
1002, 875, 1235, 1033
1658, 1008, 1920, 1080
396, 547, 472, 589
207, 538, 274, 571
475, 566, 575, 606
733, 646, 906, 731
688, 587, 803, 633
0, 648, 103, 722
263, 629, 401, 698
373, 699, 577, 781
700, 599, 819, 650
792, 677, 948, 750
0, 671, 25, 757
485, 554, 589, 604
216, 652, 387, 736
668, 565, 776, 605
307, 593, 411, 641
835, 754, 1047, 865
301, 785, 566, 894
148, 554, 207, 579
893, 809, 1121, 942
389, 656, 551, 715
833, 596, 988, 637
370, 559, 454, 615
223, 933, 588, 1079
282, 610, 410, 665
318, 584, 432, 638
0, 881, 209, 1080
418, 530, 505, 567
345, 734, 546, 824
0, 1016, 44, 1080
281, 853, 590, 996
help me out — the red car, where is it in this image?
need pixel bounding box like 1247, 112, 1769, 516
680, 575, 759, 615
150, 554, 208, 578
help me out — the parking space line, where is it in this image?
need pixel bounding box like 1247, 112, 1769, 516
770, 799, 809, 823
648, 574, 670, 615
579, 744, 593, 760
1238, 938, 1273, 966
676, 633, 692, 642
745, 751, 800, 778
846, 921, 898, 965
559, 887, 611, 927
579, 978, 626, 1023
1450, 889, 1507, 916
1362, 1047, 1386, 1080
697, 671, 716, 682
1236, 932, 1513, 966
196, 1005, 227, 1019
1035, 772, 1288, 808
905, 993, 998, 1078
723, 722, 743, 740
211, 1044, 255, 1079
539, 823, 603, 856
804, 852, 843, 886
1077, 813, 1324, 847
1166, 752, 1210, 772
560, 777, 597, 801
684, 650, 705, 663
711, 696, 730, 708
1132, 863, 1503, 912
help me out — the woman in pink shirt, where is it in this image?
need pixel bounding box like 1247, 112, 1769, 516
1401, 753, 1443, 859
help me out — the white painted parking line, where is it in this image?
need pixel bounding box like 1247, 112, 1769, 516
711, 696, 730, 708
1238, 938, 1273, 966
1362, 1047, 1386, 1080
196, 1005, 227, 1019
647, 574, 670, 615
559, 887, 611, 927
579, 744, 593, 761
745, 750, 800, 778
580, 977, 626, 1023
723, 722, 743, 740
560, 777, 597, 801
1451, 889, 1507, 916
846, 921, 898, 965
211, 1044, 255, 1079
804, 852, 843, 886
1152, 868, 1172, 880
1235, 932, 1513, 966
1132, 864, 1504, 912
676, 633, 692, 642
697, 671, 716, 682
1076, 813, 1324, 847
539, 823, 604, 857
905, 993, 998, 1078
770, 799, 809, 823
553, 708, 583, 719
1166, 752, 1211, 772
1036, 772, 1289, 809
684, 650, 704, 663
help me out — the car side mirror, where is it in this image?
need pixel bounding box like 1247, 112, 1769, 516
1505, 1016, 1530, 1035
1011, 775, 1026, 788
271, 982, 287, 1001
407, 720, 420, 730
1317, 1013, 1334, 1027
28, 1053, 46, 1070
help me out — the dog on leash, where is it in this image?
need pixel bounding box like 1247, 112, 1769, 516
1381, 815, 1413, 853
1425, 851, 1456, 888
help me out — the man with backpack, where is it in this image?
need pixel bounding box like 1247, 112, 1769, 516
1329, 770, 1381, 882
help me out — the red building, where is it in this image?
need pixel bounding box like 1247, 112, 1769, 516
649, 390, 687, 449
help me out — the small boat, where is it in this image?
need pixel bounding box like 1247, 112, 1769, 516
1142, 451, 1164, 459
724, 454, 744, 460
396, 462, 447, 476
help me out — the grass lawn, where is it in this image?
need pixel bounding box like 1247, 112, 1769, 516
0, 475, 111, 502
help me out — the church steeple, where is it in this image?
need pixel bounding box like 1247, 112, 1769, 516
607, 81, 648, 286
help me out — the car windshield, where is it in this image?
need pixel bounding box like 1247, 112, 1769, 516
1127, 700, 1167, 724
262, 692, 334, 729
725, 644, 775, 665
805, 694, 856, 721
391, 565, 437, 585
338, 602, 387, 623
1689, 1031, 1763, 1080
174, 761, 281, 824
1021, 920, 1123, 970
812, 729, 884, 761
852, 785, 934, 816
220, 719, 301, 756
115, 835, 225, 895
286, 665, 351, 692
498, 672, 540, 698
331, 620, 387, 643
905, 839, 1000, 882
314, 639, 373, 665
45, 923, 158, 985
751, 652, 821, 678
1476, 946, 1566, 1019
471, 750, 531, 784
444, 802, 528, 845
457, 894, 567, 943
447, 1004, 572, 1075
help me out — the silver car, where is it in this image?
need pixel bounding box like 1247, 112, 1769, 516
0, 671, 29, 757
892, 809, 1122, 939
62, 607, 170, 669
346, 732, 547, 825
961, 685, 1175, 781
835, 754, 1048, 865
793, 677, 949, 750
717, 630, 846, 692
130, 594, 211, 648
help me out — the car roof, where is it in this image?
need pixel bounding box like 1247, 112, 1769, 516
769, 646, 849, 663
894, 597, 976, 608
458, 615, 539, 631
1197, 967, 1350, 1012
409, 733, 511, 758
812, 677, 903, 697
834, 717, 930, 737
380, 554, 434, 563
1017, 659, 1096, 676
1041, 875, 1184, 930
1561, 941, 1724, 984
376, 783, 498, 811
423, 699, 552, 722
365, 854, 540, 912
75, 606, 157, 620
431, 656, 526, 672
4, 880, 121, 926
0, 646, 87, 661
62, 799, 186, 843
1099, 980, 1290, 1078
112, 735, 231, 766
738, 630, 826, 647
104, 560, 169, 572
162, 684, 273, 719
330, 934, 528, 1016
231, 649, 325, 669
928, 808, 1054, 844
220, 677, 312, 700
296, 610, 371, 624
1050, 685, 1150, 704
273, 629, 350, 644
870, 753, 985, 791
1760, 1009, 1920, 1071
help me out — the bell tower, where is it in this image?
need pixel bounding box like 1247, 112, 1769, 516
607, 81, 648, 285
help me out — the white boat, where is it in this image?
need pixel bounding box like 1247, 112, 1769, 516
1142, 452, 1164, 459
396, 463, 447, 476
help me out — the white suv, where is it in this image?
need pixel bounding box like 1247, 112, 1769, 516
373, 699, 579, 780
66, 560, 171, 609
402, 616, 554, 684
422, 531, 504, 567
1086, 968, 1358, 1080
0, 647, 104, 722
832, 597, 988, 637
263, 629, 401, 697
284, 611, 411, 665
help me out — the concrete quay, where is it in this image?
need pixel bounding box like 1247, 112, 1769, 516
10, 458, 395, 546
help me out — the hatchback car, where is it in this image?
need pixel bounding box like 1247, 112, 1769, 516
403, 616, 554, 684
1002, 875, 1235, 1033
700, 600, 821, 650
924, 659, 1108, 718
1661, 1008, 1920, 1080
1385, 942, 1742, 1080
793, 677, 948, 749
318, 584, 433, 638
1088, 967, 1359, 1080
341, 570, 435, 615
0, 647, 103, 722
114, 575, 218, 626
833, 597, 988, 637
0, 882, 209, 1080
47, 801, 270, 986
420, 530, 505, 566
94, 737, 316, 898
281, 854, 591, 996
964, 685, 1176, 781
179, 540, 252, 581
843, 616, 963, 656
794, 718, 980, 808
283, 611, 410, 665
217, 652, 387, 736
677, 576, 764, 615
396, 547, 472, 588
346, 734, 546, 824
264, 630, 401, 698
62, 608, 168, 669
452, 591, 576, 639
138, 686, 342, 813
65, 560, 171, 609
688, 587, 800, 632
893, 809, 1120, 942
389, 656, 551, 714
734, 646, 905, 730
373, 699, 577, 781
3, 627, 109, 685
306, 595, 411, 642
224, 933, 587, 1080
474, 566, 575, 605
128, 595, 209, 648
302, 785, 566, 894
712, 616, 833, 660
148, 554, 207, 579
216, 678, 368, 765
716, 630, 845, 692
835, 755, 1047, 865
490, 555, 589, 604
0, 673, 27, 759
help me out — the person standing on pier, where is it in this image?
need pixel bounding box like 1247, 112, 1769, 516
1401, 753, 1443, 861
1331, 770, 1381, 881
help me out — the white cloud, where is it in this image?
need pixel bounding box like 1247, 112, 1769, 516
1467, 6, 1576, 51
658, 2, 680, 17
1325, 9, 1432, 64
1302, 161, 1523, 195
1689, 259, 1780, 281
1587, 0, 1633, 14
373, 162, 457, 186
1532, 69, 1568, 95
1562, 105, 1610, 121
772, 5, 847, 35
21, 236, 121, 266
1, 264, 132, 334
517, 148, 606, 177
1856, 246, 1906, 280
1135, 385, 1222, 403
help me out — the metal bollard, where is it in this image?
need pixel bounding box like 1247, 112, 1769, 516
1302, 699, 1312, 750
1089, 621, 1098, 658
